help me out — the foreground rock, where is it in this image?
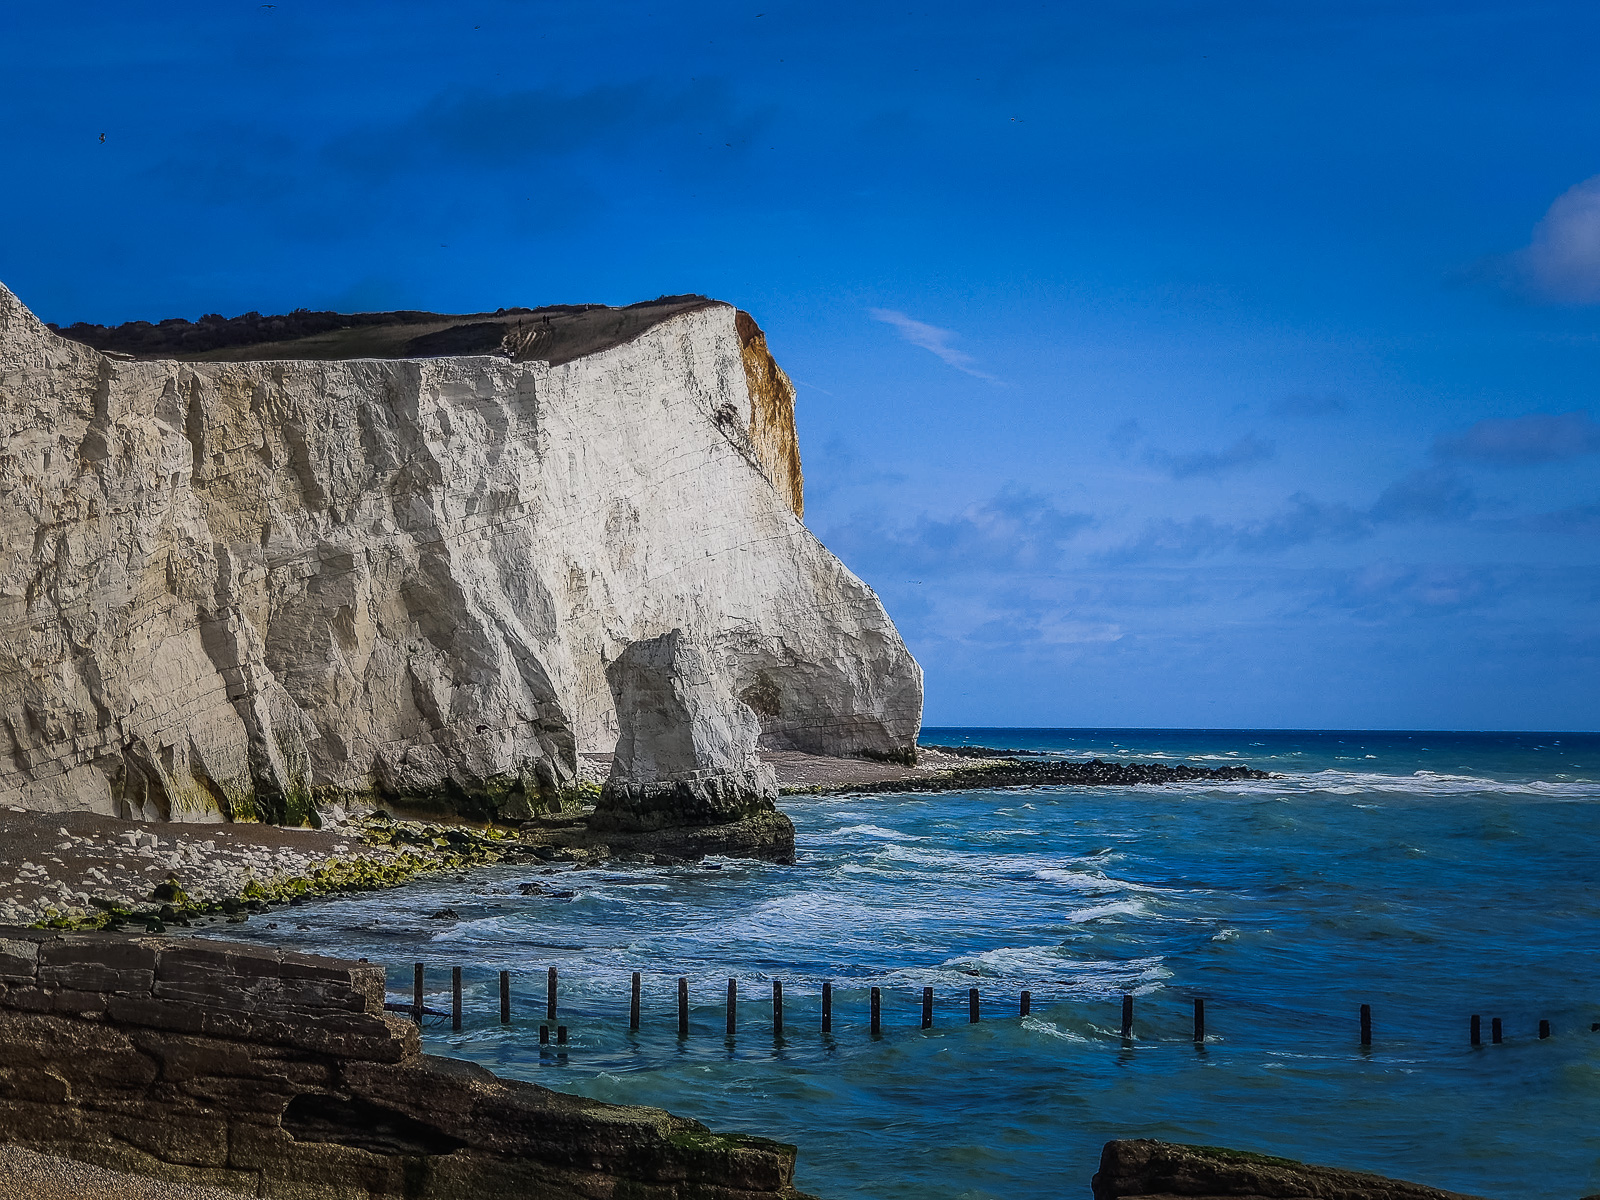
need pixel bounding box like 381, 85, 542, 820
0, 281, 921, 828
1093, 1140, 1487, 1200
0, 927, 816, 1199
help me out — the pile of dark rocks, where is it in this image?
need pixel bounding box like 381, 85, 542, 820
845, 751, 1272, 794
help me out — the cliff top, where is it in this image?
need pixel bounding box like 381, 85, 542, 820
47, 294, 722, 365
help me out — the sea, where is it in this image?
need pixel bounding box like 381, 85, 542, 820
219, 729, 1600, 1199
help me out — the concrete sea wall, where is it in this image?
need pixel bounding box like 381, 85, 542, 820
0, 927, 811, 1198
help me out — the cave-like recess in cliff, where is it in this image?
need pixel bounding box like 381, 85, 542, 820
48, 295, 721, 366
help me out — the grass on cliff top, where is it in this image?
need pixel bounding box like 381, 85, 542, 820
51, 296, 722, 366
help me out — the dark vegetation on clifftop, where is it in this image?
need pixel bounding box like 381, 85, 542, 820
50, 294, 718, 365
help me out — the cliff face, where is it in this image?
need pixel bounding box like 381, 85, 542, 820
0, 283, 922, 823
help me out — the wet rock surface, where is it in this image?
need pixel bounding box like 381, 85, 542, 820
1092, 1139, 1488, 1200
0, 928, 815, 1199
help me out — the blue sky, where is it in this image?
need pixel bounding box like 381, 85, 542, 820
2, 1, 1596, 730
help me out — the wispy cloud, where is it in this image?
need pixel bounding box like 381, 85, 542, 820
1102, 493, 1373, 564
819, 484, 1091, 576
1503, 504, 1600, 538
1108, 421, 1275, 479
1269, 392, 1349, 418
869, 308, 998, 381
1101, 469, 1478, 564
1369, 466, 1478, 522
1433, 410, 1600, 466
1508, 175, 1600, 303
1150, 434, 1276, 480
1307, 562, 1525, 619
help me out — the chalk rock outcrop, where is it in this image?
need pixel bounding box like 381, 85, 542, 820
0, 927, 814, 1198
595, 630, 779, 830
0, 282, 922, 825
575, 628, 792, 862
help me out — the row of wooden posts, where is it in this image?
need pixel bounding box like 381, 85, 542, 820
405, 966, 1569, 1045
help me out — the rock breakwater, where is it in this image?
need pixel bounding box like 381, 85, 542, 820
796, 755, 1272, 795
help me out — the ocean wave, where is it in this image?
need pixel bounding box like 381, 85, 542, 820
1032, 867, 1159, 895
925, 948, 1168, 992
1159, 767, 1600, 799
832, 824, 919, 841
1019, 1016, 1092, 1042
1065, 899, 1147, 924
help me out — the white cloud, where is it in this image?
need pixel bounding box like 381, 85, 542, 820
1514, 175, 1600, 303
868, 308, 999, 381
1036, 617, 1124, 645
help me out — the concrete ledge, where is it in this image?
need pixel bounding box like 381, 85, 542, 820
0, 928, 814, 1199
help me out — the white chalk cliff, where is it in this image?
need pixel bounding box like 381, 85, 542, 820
0, 283, 922, 823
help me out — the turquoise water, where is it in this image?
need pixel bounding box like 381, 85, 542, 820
223, 729, 1600, 1199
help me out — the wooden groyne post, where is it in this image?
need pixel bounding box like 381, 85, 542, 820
822, 981, 833, 1033
630, 972, 641, 1031
1121, 994, 1133, 1039
546, 967, 558, 1022
969, 987, 979, 1023
1360, 1004, 1371, 1047
1020, 990, 1031, 1017
678, 977, 689, 1038
1471, 1014, 1480, 1046
726, 978, 737, 1037
413, 962, 424, 1025
922, 986, 933, 1029
773, 981, 783, 1037
499, 970, 510, 1025
451, 966, 462, 1031
1193, 997, 1205, 1043
1492, 1017, 1503, 1044
870, 987, 881, 1036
